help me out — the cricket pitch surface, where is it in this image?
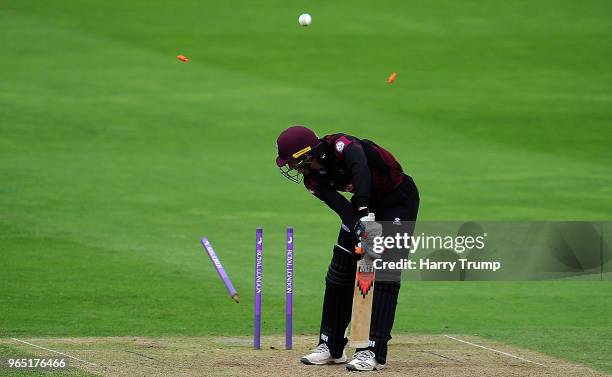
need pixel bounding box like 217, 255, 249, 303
2, 335, 609, 377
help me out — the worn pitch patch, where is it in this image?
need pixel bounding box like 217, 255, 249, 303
1, 335, 606, 377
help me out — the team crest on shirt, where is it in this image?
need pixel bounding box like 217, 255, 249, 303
335, 141, 345, 152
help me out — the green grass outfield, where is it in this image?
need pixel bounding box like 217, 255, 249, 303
1, 0, 611, 374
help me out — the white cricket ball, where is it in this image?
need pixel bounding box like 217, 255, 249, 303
298, 13, 312, 26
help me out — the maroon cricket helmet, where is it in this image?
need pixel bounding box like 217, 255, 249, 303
275, 125, 321, 167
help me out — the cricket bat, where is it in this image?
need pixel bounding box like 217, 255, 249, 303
349, 245, 375, 348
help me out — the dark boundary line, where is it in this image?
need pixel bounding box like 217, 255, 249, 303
417, 350, 463, 363
124, 350, 157, 361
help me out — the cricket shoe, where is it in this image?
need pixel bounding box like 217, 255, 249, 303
300, 343, 347, 365
346, 350, 386, 371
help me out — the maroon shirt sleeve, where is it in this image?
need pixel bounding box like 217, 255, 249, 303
304, 176, 361, 229
330, 135, 371, 210
342, 142, 371, 209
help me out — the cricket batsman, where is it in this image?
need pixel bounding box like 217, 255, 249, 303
276, 125, 419, 371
